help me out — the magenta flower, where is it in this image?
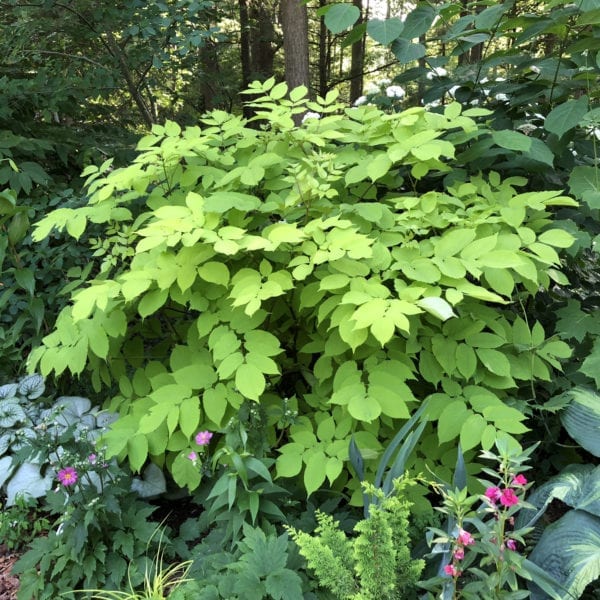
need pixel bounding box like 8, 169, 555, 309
195, 431, 213, 446
444, 564, 459, 577
506, 539, 517, 551
57, 467, 78, 487
513, 474, 527, 486
187, 451, 198, 461
453, 547, 465, 561
485, 486, 502, 502
457, 528, 475, 546
500, 488, 519, 507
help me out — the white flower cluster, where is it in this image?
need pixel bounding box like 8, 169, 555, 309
301, 111, 321, 123
426, 67, 447, 80
385, 85, 406, 98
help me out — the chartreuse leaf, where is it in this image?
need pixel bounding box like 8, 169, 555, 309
304, 450, 327, 496
235, 363, 266, 401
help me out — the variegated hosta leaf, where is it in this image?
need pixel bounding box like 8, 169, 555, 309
529, 510, 600, 600
560, 387, 600, 457
516, 464, 600, 529
6, 462, 53, 505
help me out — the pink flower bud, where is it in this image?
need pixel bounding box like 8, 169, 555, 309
457, 528, 475, 546
506, 539, 517, 551
453, 547, 465, 561
444, 564, 459, 577
513, 474, 527, 486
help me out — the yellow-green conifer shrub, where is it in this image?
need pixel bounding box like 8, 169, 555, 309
287, 479, 424, 599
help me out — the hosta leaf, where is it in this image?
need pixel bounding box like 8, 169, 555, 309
528, 510, 600, 600
560, 387, 600, 457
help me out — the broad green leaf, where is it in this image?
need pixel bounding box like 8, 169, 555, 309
417, 297, 456, 321
304, 450, 327, 496
460, 413, 487, 451
324, 3, 360, 34
127, 434, 149, 472
367, 18, 404, 45
14, 268, 35, 296
235, 363, 266, 401
538, 229, 575, 248
438, 401, 470, 443
401, 3, 437, 39
348, 392, 381, 422
276, 449, 303, 478
171, 451, 201, 491
491, 130, 532, 152
138, 288, 169, 318
476, 348, 511, 376
198, 262, 230, 286
545, 96, 589, 139
203, 385, 228, 426
391, 39, 425, 63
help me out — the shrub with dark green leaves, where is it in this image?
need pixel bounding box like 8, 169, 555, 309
28, 80, 574, 501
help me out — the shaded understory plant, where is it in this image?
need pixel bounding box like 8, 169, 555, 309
286, 477, 424, 600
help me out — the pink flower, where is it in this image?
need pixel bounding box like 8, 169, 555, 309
453, 547, 465, 561
506, 539, 517, 551
88, 453, 97, 464
457, 528, 475, 546
500, 488, 519, 507
444, 564, 459, 577
187, 451, 198, 461
485, 486, 502, 502
513, 474, 527, 486
195, 431, 213, 446
57, 467, 78, 487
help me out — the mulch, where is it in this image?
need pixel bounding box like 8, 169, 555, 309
0, 546, 20, 600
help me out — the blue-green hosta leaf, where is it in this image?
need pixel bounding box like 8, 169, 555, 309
0, 433, 12, 456
17, 374, 45, 400
560, 387, 600, 457
131, 462, 167, 497
0, 400, 27, 428
6, 462, 53, 505
516, 464, 598, 529
529, 510, 600, 600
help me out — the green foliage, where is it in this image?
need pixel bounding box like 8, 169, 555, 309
13, 477, 167, 600
171, 522, 308, 600
0, 494, 50, 551
287, 478, 424, 599
27, 82, 575, 497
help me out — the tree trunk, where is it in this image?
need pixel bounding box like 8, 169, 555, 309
280, 0, 310, 95
349, 0, 365, 104
239, 0, 252, 90
318, 0, 328, 97
249, 1, 277, 81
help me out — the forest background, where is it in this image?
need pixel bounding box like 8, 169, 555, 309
1, 0, 600, 599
